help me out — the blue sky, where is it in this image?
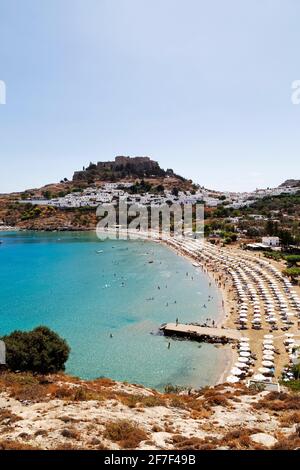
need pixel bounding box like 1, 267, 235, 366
0, 0, 299, 193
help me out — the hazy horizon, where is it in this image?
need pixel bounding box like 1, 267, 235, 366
1, 0, 300, 193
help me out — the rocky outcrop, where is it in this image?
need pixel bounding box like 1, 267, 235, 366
73, 156, 172, 182
279, 179, 300, 188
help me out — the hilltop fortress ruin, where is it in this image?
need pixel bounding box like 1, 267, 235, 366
73, 156, 174, 182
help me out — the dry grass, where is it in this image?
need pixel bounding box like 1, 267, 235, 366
0, 409, 22, 425
61, 428, 80, 440
204, 394, 229, 407
189, 409, 212, 420
104, 419, 148, 449
54, 443, 83, 450
152, 425, 163, 432
219, 428, 263, 450
171, 434, 218, 450
272, 431, 300, 450
34, 429, 48, 437
0, 439, 40, 450
279, 411, 300, 427
253, 392, 300, 412
141, 396, 166, 407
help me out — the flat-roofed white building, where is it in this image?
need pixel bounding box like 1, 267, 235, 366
262, 236, 280, 247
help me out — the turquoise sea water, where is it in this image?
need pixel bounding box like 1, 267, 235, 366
0, 231, 225, 390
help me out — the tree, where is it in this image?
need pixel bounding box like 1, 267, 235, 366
292, 362, 300, 380
282, 267, 300, 284
279, 229, 294, 247
2, 326, 70, 374
42, 190, 52, 200
284, 255, 300, 267
155, 184, 165, 193
265, 220, 278, 236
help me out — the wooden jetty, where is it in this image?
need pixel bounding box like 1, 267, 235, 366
160, 323, 241, 344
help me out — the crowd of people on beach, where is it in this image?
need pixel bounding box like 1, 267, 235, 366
165, 236, 300, 383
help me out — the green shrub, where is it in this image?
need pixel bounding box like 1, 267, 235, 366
2, 326, 70, 374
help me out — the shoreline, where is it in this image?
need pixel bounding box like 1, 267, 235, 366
160, 237, 237, 386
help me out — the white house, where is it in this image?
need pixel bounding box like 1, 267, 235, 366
262, 236, 280, 247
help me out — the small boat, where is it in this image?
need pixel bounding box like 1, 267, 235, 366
96, 250, 104, 254
148, 260, 154, 264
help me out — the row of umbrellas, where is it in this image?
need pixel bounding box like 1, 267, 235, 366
171, 239, 300, 384
226, 337, 252, 383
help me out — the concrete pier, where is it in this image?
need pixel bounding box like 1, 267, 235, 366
160, 323, 241, 344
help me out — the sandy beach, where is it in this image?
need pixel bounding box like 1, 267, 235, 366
160, 235, 300, 384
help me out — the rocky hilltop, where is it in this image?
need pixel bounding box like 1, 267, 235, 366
280, 179, 300, 188
73, 156, 176, 183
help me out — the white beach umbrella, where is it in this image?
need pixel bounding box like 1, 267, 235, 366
264, 345, 275, 351
264, 334, 274, 339
235, 362, 248, 369
239, 345, 250, 350
239, 352, 251, 358
284, 339, 295, 344
238, 357, 249, 363
253, 373, 267, 381
263, 350, 275, 356
258, 367, 272, 374
231, 367, 244, 376
262, 360, 274, 367
226, 375, 240, 384
240, 337, 250, 341
263, 356, 275, 362
263, 340, 274, 345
